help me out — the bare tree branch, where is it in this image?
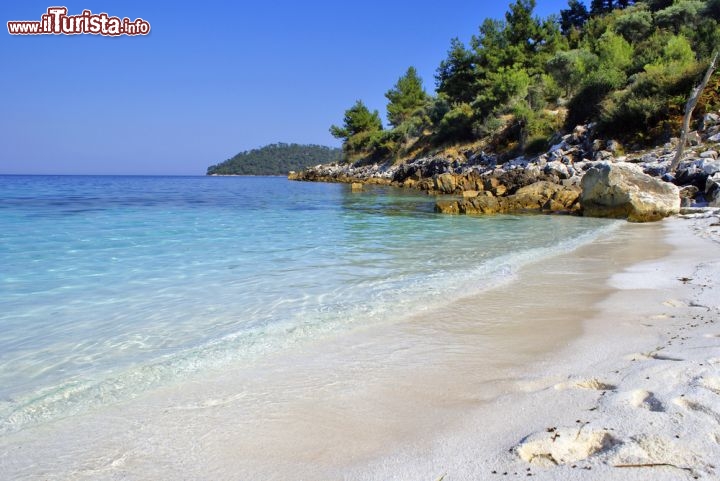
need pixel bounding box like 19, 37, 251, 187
670, 51, 720, 173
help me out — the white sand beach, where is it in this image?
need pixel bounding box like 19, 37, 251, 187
349, 213, 720, 481
2, 213, 719, 481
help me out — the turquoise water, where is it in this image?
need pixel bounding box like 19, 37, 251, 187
0, 175, 616, 434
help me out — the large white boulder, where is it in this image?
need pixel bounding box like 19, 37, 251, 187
580, 162, 680, 222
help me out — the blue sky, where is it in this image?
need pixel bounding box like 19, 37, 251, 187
1, 1, 571, 175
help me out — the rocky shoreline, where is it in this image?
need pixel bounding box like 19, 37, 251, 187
290, 117, 720, 222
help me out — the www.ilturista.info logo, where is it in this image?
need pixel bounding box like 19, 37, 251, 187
7, 7, 150, 36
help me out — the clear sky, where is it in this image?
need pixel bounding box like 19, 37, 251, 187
1, 1, 571, 175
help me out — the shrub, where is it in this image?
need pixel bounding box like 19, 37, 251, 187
566, 68, 627, 127
436, 103, 475, 142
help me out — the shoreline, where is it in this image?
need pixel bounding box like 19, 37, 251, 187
1, 216, 719, 480
351, 215, 720, 480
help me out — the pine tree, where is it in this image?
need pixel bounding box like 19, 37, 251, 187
590, 0, 614, 15
385, 67, 429, 128
436, 38, 477, 104
505, 0, 540, 51
560, 0, 590, 34
329, 100, 383, 141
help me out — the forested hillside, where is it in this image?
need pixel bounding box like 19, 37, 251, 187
330, 0, 720, 163
207, 143, 342, 175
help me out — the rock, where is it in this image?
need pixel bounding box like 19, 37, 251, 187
580, 163, 681, 222
483, 177, 507, 196
644, 164, 667, 177
445, 181, 581, 215
457, 172, 483, 191
392, 163, 419, 183
434, 173, 457, 194
561, 176, 582, 188
435, 200, 460, 214
549, 141, 567, 152
493, 184, 508, 196
688, 131, 702, 146
421, 158, 451, 178
462, 190, 480, 198
507, 181, 579, 211
679, 185, 699, 207
493, 168, 552, 195
640, 153, 658, 164
606, 139, 623, 155
700, 150, 718, 160
699, 159, 720, 175
708, 133, 720, 143
703, 112, 720, 128
506, 156, 529, 169
461, 196, 502, 214
706, 173, 720, 204
350, 182, 363, 191
679, 185, 699, 199
675, 165, 709, 189
416, 179, 434, 191
594, 150, 614, 162
544, 161, 570, 179
681, 197, 696, 207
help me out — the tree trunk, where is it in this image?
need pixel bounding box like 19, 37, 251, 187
670, 51, 720, 173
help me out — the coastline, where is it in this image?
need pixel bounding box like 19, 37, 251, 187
1, 215, 719, 480
351, 214, 720, 480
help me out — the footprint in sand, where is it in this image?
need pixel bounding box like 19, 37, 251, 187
611, 434, 695, 471
674, 397, 720, 424
517, 427, 617, 466
700, 377, 720, 395
555, 378, 616, 391
663, 299, 689, 308
624, 352, 684, 362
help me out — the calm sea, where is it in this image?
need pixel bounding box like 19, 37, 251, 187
0, 175, 616, 434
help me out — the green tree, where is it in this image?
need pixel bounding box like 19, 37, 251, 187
590, 0, 614, 15
706, 0, 720, 20
560, 0, 590, 35
436, 38, 477, 104
385, 67, 430, 128
329, 100, 383, 141
614, 8, 653, 43
505, 0, 541, 59
655, 0, 705, 32
637, 0, 673, 12
596, 30, 634, 72
547, 49, 600, 97
473, 18, 510, 75
474, 66, 532, 116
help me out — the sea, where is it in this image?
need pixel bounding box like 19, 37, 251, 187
0, 175, 618, 444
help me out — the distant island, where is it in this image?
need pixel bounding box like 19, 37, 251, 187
206, 143, 342, 176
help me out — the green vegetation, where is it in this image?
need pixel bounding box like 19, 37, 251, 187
330, 0, 720, 163
206, 143, 341, 175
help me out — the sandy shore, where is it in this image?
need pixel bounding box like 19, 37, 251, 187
348, 213, 720, 481
2, 213, 719, 480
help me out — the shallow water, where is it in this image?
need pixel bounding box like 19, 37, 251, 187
0, 175, 618, 441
